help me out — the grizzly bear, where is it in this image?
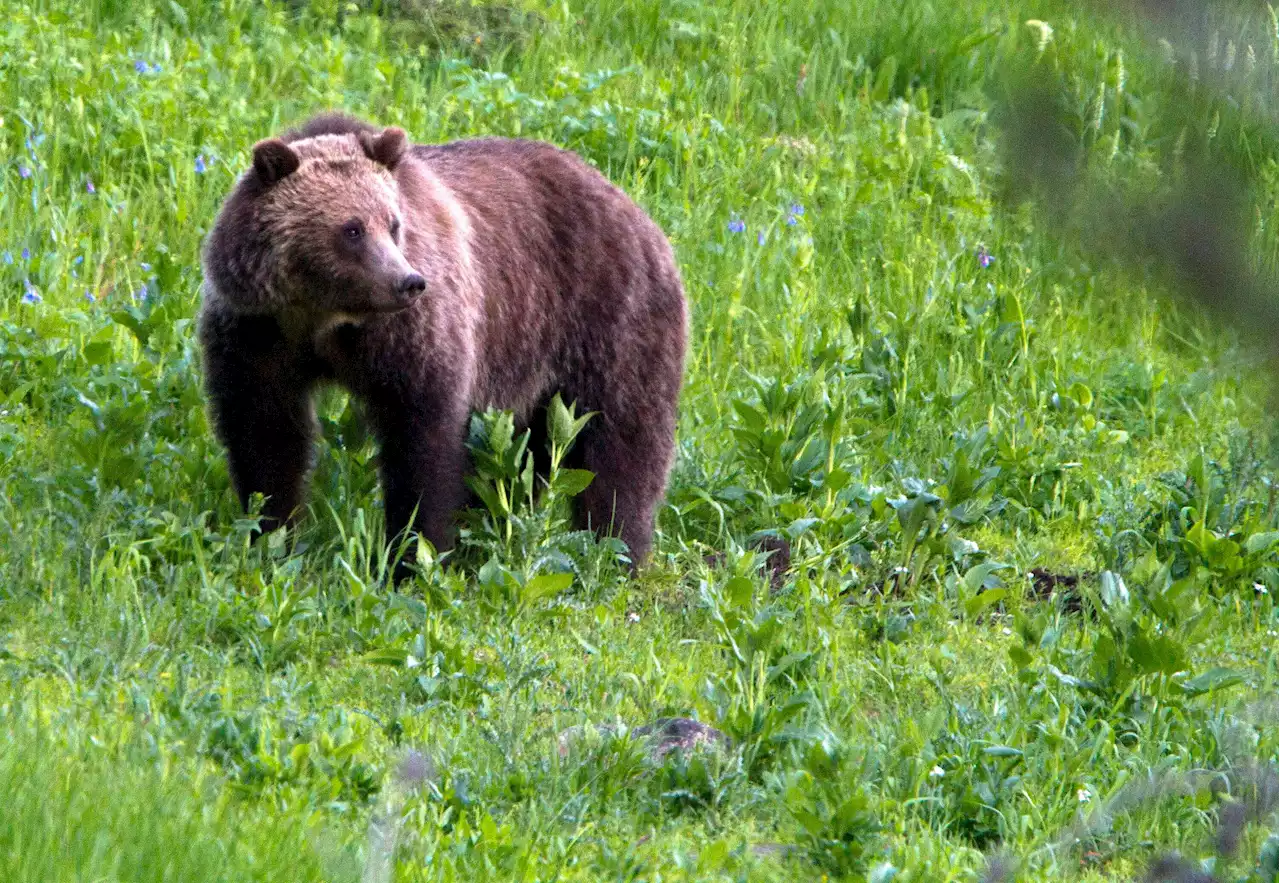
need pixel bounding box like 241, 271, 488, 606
199, 112, 687, 578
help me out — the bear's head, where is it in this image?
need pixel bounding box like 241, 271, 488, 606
239, 126, 427, 316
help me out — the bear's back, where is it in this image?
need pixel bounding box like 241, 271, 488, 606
410, 137, 678, 306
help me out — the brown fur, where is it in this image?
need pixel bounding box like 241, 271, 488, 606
199, 113, 688, 578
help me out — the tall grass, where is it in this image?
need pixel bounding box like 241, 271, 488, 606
0, 0, 1275, 880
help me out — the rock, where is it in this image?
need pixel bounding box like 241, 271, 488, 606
631, 717, 730, 761
556, 716, 729, 762
702, 535, 793, 592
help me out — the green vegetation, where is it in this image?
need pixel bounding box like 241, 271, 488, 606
0, 1, 1276, 879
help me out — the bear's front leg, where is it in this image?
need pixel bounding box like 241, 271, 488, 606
200, 312, 319, 533
365, 392, 470, 582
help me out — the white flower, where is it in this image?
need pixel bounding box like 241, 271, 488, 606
1077, 787, 1091, 803
929, 765, 945, 779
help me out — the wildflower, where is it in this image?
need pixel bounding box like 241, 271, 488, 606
84, 290, 95, 303
929, 765, 945, 779
194, 155, 208, 174
790, 203, 804, 217
21, 248, 30, 261
786, 214, 797, 226
74, 256, 84, 265
85, 177, 96, 194
977, 246, 993, 269
1077, 787, 1091, 803
757, 230, 766, 245
727, 218, 745, 234
140, 262, 152, 272
19, 165, 31, 179
134, 59, 148, 73
22, 280, 41, 304
150, 62, 162, 73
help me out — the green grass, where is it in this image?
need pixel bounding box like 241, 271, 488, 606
0, 0, 1277, 880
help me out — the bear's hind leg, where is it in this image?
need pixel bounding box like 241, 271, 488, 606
573, 420, 674, 567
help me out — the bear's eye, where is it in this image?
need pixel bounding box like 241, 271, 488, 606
341, 220, 365, 242
389, 217, 402, 240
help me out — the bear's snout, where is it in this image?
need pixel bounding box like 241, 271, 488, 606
397, 272, 427, 297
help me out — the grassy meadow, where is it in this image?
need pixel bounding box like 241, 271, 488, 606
1, 0, 1277, 880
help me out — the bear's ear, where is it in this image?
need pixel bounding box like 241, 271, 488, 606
359, 127, 408, 170
252, 139, 301, 186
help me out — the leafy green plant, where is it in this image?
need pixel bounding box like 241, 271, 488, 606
457, 393, 625, 611
697, 564, 820, 778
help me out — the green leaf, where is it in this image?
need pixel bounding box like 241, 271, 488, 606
896, 494, 932, 538
982, 746, 1023, 759
569, 628, 598, 655
1068, 381, 1093, 409
725, 576, 754, 610
1129, 629, 1187, 676
465, 476, 507, 519
871, 54, 898, 102
823, 467, 851, 492
1179, 667, 1244, 696
731, 399, 766, 433
962, 562, 1006, 595
548, 392, 575, 447
362, 648, 408, 666
7, 381, 35, 405
964, 587, 1006, 619
766, 651, 812, 685
1099, 570, 1129, 609
525, 572, 573, 602
1245, 531, 1278, 556
551, 468, 595, 497
167, 1, 190, 27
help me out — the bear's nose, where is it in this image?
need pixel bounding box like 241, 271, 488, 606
397, 272, 427, 296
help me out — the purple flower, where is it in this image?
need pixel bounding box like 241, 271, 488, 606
19, 166, 31, 179
84, 290, 95, 303
757, 230, 766, 245
22, 280, 41, 304
85, 177, 96, 194
785, 214, 797, 226
21, 248, 30, 261
790, 203, 804, 216
140, 262, 152, 272
977, 246, 993, 269
134, 59, 148, 73
728, 218, 746, 234
194, 155, 208, 174
150, 62, 162, 73
74, 256, 84, 265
